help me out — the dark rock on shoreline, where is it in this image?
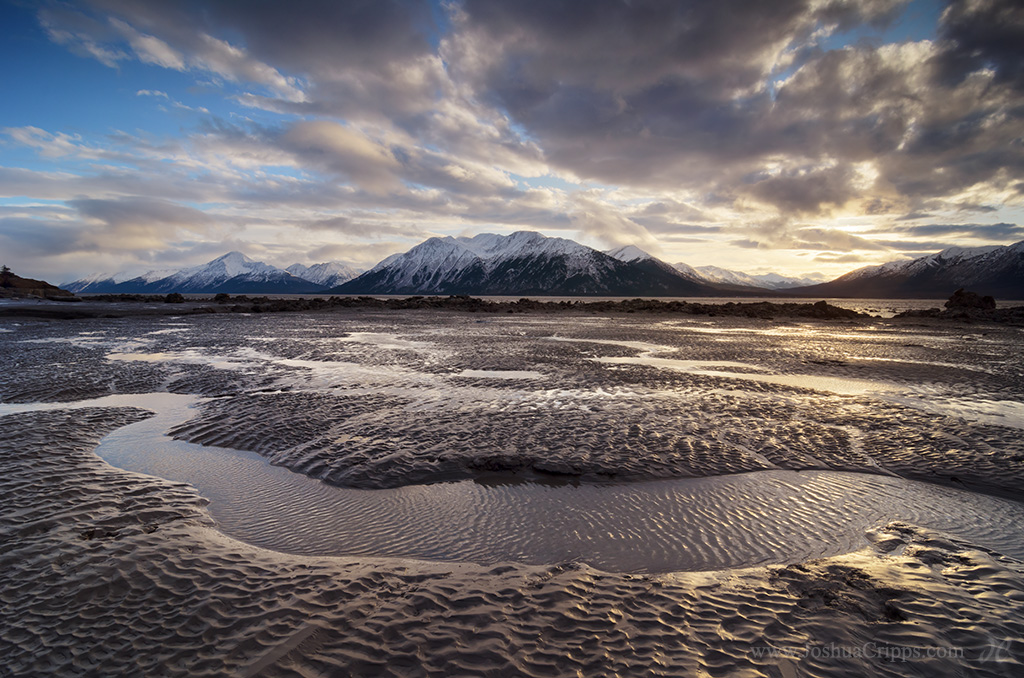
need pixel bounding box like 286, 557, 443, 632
896, 289, 1024, 324
945, 288, 996, 311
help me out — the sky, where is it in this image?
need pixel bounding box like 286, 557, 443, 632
1, 0, 1023, 283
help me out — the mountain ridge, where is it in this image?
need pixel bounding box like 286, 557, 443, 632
331, 232, 722, 296
66, 252, 358, 294
61, 235, 1024, 299
789, 241, 1024, 299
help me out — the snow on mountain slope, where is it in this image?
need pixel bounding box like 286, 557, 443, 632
66, 252, 324, 294
363, 232, 605, 289
64, 266, 177, 290
287, 262, 360, 288
334, 231, 715, 295
361, 237, 486, 290
792, 240, 1024, 298
162, 252, 283, 288
605, 245, 653, 262
671, 261, 702, 278
693, 265, 825, 289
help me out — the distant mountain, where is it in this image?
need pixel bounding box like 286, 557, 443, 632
691, 265, 826, 290
789, 241, 1024, 299
67, 252, 324, 294
286, 262, 360, 288
331, 231, 719, 296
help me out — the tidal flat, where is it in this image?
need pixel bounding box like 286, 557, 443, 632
1, 308, 1022, 676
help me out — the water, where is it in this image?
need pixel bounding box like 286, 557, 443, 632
4, 393, 1023, 573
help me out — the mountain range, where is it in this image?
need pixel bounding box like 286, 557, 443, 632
65, 252, 359, 295
63, 234, 1024, 299
789, 242, 1024, 299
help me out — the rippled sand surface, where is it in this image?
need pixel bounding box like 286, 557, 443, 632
1, 309, 1023, 676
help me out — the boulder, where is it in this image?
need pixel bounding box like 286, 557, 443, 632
945, 289, 996, 311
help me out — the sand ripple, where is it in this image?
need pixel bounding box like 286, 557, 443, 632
1, 407, 1022, 676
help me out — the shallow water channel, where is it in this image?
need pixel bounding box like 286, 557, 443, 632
3, 392, 1023, 573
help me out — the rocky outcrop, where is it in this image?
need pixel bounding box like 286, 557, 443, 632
0, 267, 80, 301
896, 290, 1024, 324
945, 288, 996, 310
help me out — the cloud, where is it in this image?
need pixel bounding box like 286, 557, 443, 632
3, 126, 97, 159
13, 0, 1024, 282
741, 165, 859, 214
890, 222, 1024, 239
568, 194, 660, 252
278, 121, 402, 193
732, 221, 888, 251
930, 0, 1024, 91
69, 196, 214, 230
66, 197, 217, 251
790, 227, 886, 250
437, 0, 1024, 227
812, 252, 875, 263
110, 18, 185, 69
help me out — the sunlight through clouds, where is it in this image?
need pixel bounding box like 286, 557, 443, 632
0, 0, 1021, 281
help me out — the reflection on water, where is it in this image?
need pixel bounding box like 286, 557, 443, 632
597, 355, 901, 395
455, 369, 544, 380
552, 336, 901, 396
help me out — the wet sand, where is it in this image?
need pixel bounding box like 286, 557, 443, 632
1, 309, 1023, 675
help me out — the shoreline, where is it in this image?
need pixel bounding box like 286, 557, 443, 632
3, 292, 1024, 324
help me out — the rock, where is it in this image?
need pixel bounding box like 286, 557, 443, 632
945, 288, 996, 310
0, 267, 80, 301
164, 293, 186, 303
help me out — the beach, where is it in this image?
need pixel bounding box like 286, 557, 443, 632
1, 306, 1022, 676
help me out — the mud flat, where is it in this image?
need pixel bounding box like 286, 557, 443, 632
1, 310, 1023, 676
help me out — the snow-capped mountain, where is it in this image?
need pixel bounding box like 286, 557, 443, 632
605, 245, 710, 285
692, 265, 826, 290
604, 245, 652, 263
67, 252, 324, 294
65, 267, 178, 289
332, 231, 717, 296
286, 262, 360, 288
789, 241, 1024, 299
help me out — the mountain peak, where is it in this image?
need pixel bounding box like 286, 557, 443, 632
215, 251, 252, 262
605, 245, 653, 263
456, 231, 587, 260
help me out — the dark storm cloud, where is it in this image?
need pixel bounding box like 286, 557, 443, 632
930, 0, 1024, 91
451, 1, 908, 165
457, 0, 900, 95
742, 165, 859, 214
86, 0, 435, 72
447, 0, 1024, 222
